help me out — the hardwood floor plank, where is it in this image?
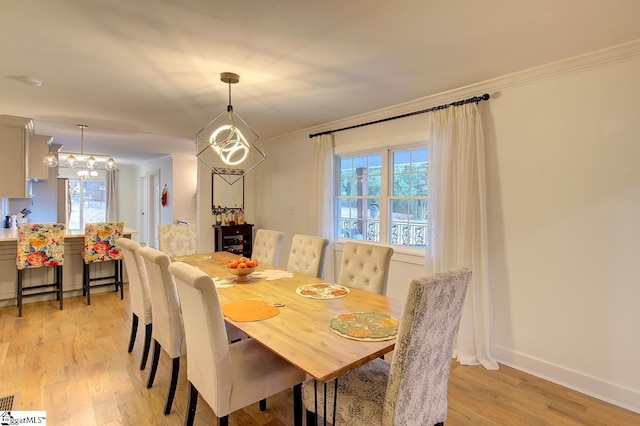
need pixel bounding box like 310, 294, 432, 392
1, 290, 639, 425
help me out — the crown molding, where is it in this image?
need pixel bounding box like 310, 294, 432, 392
283, 39, 640, 142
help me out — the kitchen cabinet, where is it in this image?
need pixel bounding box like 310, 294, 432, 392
29, 134, 52, 180
0, 115, 33, 198
214, 224, 253, 257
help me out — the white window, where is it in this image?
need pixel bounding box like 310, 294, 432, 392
68, 178, 107, 231
336, 145, 428, 249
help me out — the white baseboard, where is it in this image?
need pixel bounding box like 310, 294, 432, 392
492, 345, 640, 414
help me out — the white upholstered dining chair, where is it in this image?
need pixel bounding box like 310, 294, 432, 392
138, 246, 185, 415
337, 241, 394, 294
252, 229, 284, 266
303, 267, 472, 426
286, 234, 329, 278
115, 237, 153, 370
168, 261, 307, 426
158, 223, 197, 257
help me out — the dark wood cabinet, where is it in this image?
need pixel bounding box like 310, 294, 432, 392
213, 224, 253, 257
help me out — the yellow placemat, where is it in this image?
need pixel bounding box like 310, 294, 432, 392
329, 312, 399, 341
222, 300, 280, 322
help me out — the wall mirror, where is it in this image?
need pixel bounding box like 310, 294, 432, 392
211, 170, 244, 210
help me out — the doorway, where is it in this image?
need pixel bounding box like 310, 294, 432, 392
138, 169, 160, 248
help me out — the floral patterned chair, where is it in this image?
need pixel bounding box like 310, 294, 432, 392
83, 221, 124, 305
158, 223, 197, 258
16, 223, 65, 317
303, 267, 472, 426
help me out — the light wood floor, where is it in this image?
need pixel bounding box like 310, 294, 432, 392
1, 290, 638, 425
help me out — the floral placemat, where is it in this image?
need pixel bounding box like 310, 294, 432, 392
296, 283, 350, 299
222, 299, 279, 321
174, 254, 211, 262
329, 312, 399, 341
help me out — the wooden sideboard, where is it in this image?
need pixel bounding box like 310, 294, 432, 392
213, 224, 253, 258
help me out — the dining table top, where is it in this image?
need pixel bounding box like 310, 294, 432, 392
174, 251, 404, 382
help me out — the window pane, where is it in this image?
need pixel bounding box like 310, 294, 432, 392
411, 172, 427, 196
68, 178, 106, 231
411, 148, 428, 173
389, 198, 427, 248
389, 146, 428, 247
367, 175, 382, 196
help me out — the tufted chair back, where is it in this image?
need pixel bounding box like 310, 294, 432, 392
158, 223, 197, 257
138, 246, 187, 415
116, 237, 153, 369
117, 238, 152, 324
287, 234, 329, 278
169, 261, 306, 424
138, 246, 185, 358
337, 242, 393, 294
252, 229, 284, 266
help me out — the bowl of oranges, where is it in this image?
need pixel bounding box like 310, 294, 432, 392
225, 257, 259, 281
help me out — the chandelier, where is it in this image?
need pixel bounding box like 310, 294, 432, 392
43, 124, 116, 179
196, 72, 266, 185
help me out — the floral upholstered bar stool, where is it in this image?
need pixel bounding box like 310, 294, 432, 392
16, 223, 65, 317
82, 221, 124, 305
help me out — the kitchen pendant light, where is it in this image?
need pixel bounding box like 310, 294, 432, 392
44, 124, 117, 174
196, 72, 266, 185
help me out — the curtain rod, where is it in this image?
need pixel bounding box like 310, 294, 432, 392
308, 93, 490, 139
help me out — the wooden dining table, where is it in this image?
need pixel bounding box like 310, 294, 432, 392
175, 251, 404, 383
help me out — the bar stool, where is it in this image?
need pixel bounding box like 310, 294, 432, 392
16, 223, 65, 317
82, 221, 124, 305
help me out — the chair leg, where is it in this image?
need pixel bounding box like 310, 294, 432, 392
147, 340, 161, 388
293, 383, 302, 426
128, 314, 139, 353
219, 416, 229, 426
185, 382, 198, 426
164, 357, 180, 415
259, 398, 266, 412
305, 409, 316, 425
57, 266, 63, 310
140, 323, 152, 370
116, 259, 124, 300
17, 269, 23, 317
434, 423, 444, 426
82, 262, 87, 296
84, 262, 92, 305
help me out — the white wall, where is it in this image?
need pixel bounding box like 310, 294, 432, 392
485, 55, 640, 411
221, 45, 640, 412
117, 165, 137, 230
170, 153, 197, 223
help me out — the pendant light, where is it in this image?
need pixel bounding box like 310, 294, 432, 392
196, 72, 266, 185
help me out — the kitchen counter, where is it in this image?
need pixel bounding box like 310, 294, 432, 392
0, 226, 138, 241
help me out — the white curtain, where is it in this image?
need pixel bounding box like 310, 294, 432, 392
106, 170, 118, 222
311, 134, 335, 281
426, 103, 498, 370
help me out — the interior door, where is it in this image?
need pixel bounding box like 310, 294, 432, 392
147, 170, 160, 249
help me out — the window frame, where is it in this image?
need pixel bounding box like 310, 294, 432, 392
335, 142, 428, 256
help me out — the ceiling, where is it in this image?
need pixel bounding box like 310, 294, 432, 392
2, 0, 640, 164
